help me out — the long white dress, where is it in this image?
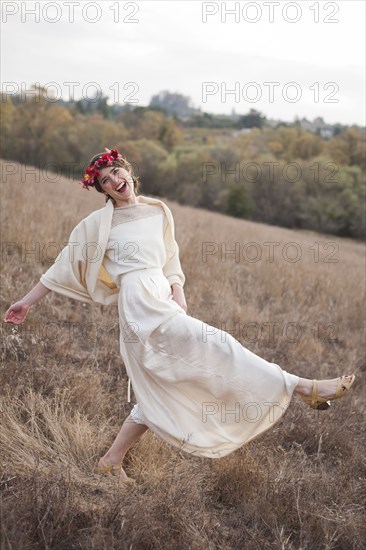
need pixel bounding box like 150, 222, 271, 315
102, 203, 300, 459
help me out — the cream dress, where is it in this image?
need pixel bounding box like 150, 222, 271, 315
102, 203, 300, 459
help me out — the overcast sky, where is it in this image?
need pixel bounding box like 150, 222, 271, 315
1, 0, 365, 125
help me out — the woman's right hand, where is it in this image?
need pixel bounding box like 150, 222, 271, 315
3, 282, 51, 325
3, 301, 30, 325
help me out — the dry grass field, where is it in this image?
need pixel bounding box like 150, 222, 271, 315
1, 159, 365, 549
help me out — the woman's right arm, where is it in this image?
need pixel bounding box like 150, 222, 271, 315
3, 281, 51, 325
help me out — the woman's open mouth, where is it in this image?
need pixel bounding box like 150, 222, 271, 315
116, 182, 127, 194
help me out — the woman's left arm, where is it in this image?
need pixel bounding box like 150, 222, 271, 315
162, 206, 188, 312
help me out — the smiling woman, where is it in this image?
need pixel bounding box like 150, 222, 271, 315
87, 150, 141, 206
3, 147, 356, 483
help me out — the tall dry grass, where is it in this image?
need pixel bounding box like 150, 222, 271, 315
1, 159, 365, 549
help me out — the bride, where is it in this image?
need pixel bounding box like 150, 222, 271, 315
3, 147, 356, 482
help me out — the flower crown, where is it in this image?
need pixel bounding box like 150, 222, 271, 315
80, 148, 121, 190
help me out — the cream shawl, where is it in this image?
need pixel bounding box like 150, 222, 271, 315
40, 195, 186, 305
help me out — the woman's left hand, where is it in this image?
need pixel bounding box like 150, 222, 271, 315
171, 284, 188, 313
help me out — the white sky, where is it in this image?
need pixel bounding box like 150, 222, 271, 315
1, 0, 365, 125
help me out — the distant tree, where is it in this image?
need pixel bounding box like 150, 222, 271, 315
73, 112, 128, 171
149, 91, 198, 118
119, 108, 182, 150
0, 95, 16, 158
266, 127, 323, 161
75, 94, 111, 118
326, 128, 366, 169
185, 112, 237, 129
159, 118, 183, 151
238, 109, 265, 129
136, 111, 166, 140
187, 113, 214, 128
127, 139, 168, 195
11, 92, 50, 164
333, 123, 346, 136
226, 184, 252, 219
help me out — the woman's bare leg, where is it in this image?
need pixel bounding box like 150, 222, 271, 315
98, 414, 149, 479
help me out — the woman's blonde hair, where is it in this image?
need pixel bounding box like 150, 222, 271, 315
87, 153, 141, 203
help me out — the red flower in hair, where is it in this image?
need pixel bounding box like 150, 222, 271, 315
80, 147, 122, 190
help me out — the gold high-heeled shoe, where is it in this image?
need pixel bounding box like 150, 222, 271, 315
299, 374, 356, 410
95, 458, 135, 482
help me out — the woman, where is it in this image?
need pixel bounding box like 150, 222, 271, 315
4, 148, 356, 482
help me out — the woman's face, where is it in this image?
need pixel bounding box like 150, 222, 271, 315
98, 165, 136, 207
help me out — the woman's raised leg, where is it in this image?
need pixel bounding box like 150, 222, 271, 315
293, 374, 355, 409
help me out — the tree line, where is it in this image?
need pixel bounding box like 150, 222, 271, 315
1, 91, 365, 240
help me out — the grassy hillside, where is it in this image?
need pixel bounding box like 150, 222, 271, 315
1, 159, 365, 549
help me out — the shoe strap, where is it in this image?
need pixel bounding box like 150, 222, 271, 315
110, 464, 123, 471
312, 379, 317, 405
98, 459, 122, 473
